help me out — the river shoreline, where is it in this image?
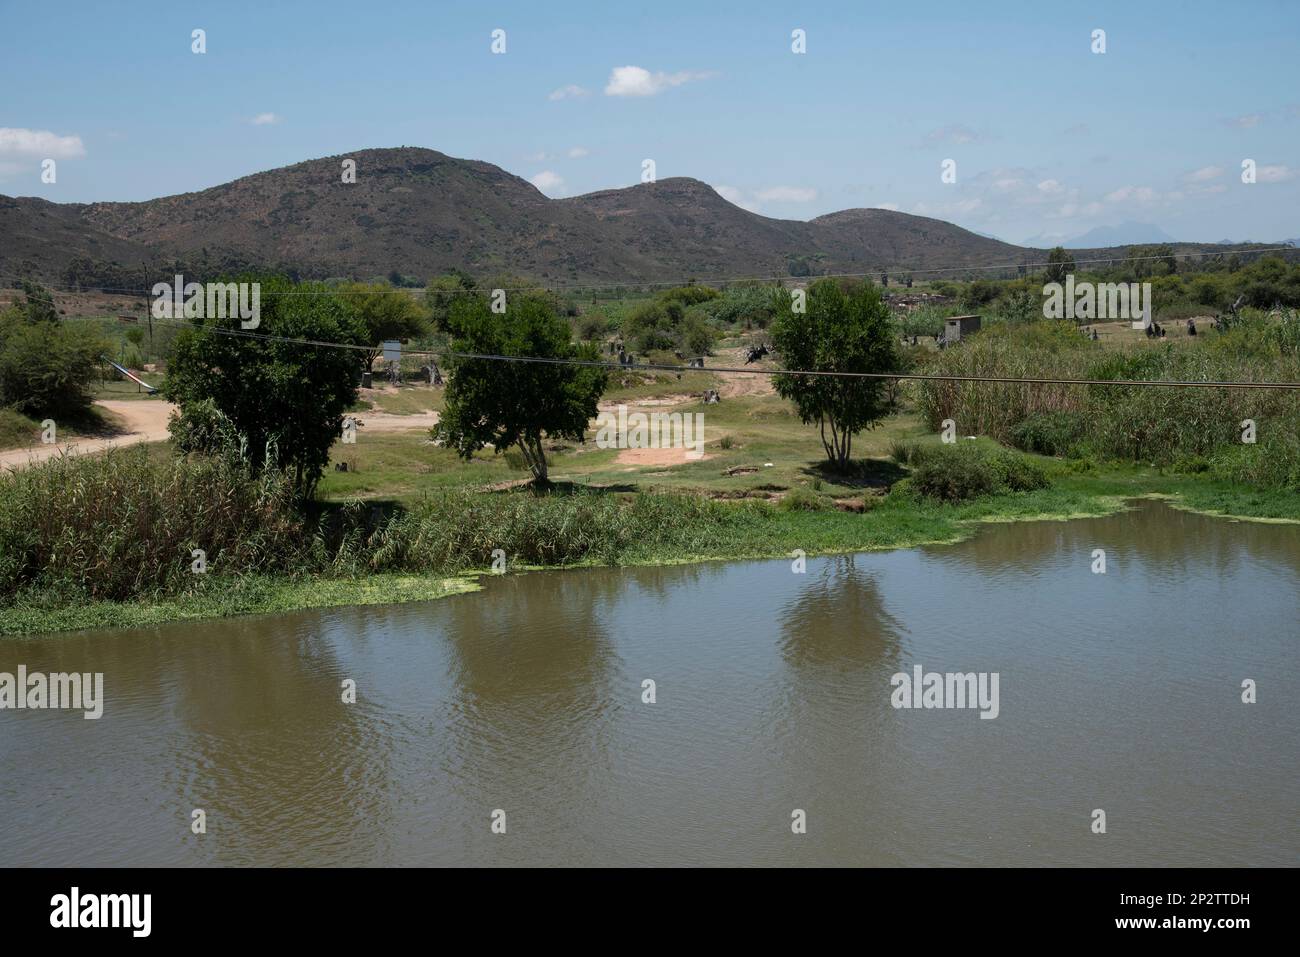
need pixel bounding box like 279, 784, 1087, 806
6, 468, 1296, 639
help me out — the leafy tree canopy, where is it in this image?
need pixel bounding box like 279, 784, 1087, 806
337, 281, 429, 371
433, 293, 607, 484
163, 275, 366, 497
771, 278, 900, 469
1045, 246, 1077, 284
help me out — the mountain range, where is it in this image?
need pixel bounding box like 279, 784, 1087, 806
0, 147, 1275, 288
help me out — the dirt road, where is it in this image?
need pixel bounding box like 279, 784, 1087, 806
348, 410, 441, 432
0, 401, 441, 471
0, 400, 176, 471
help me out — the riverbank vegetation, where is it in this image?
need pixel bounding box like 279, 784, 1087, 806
4, 259, 1299, 636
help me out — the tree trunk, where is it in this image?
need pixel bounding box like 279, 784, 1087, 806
819, 416, 853, 472
517, 435, 549, 485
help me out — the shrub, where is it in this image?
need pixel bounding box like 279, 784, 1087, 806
706, 286, 779, 328
893, 441, 1049, 502
0, 446, 303, 600
1010, 411, 1088, 457
909, 445, 1000, 502
0, 306, 107, 417
624, 300, 684, 353
987, 448, 1050, 492
576, 314, 608, 341
682, 313, 715, 356
1210, 434, 1300, 490
779, 487, 829, 511
659, 285, 720, 306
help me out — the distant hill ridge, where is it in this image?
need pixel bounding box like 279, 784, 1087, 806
0, 147, 1275, 287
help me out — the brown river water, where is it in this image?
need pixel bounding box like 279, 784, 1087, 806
1, 500, 1296, 866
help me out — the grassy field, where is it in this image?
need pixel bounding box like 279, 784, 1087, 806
90, 371, 165, 401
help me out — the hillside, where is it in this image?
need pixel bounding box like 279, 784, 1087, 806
0, 147, 1276, 288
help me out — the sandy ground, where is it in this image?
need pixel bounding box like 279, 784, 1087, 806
0, 401, 442, 471
601, 348, 774, 466
0, 400, 176, 471
347, 410, 441, 432
615, 446, 709, 467
715, 346, 777, 399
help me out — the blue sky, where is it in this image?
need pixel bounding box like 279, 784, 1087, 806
2, 0, 1297, 244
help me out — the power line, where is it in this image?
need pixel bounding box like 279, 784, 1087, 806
132, 315, 1300, 391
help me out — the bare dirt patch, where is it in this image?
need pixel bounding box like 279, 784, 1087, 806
597, 394, 695, 411
714, 346, 777, 399
614, 446, 709, 467
348, 410, 440, 432
0, 399, 177, 470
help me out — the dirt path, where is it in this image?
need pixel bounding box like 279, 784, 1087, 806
0, 400, 176, 471
715, 346, 777, 399
0, 401, 440, 471
348, 410, 440, 432
615, 446, 709, 467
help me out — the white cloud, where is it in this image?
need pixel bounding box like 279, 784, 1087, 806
710, 184, 814, 211
548, 84, 589, 101
529, 170, 565, 194
567, 146, 590, 158
604, 65, 714, 97
1224, 114, 1262, 129
250, 113, 281, 126
0, 127, 85, 159
1185, 165, 1224, 182
913, 197, 984, 217
1036, 179, 1065, 195
1104, 185, 1157, 204
755, 185, 817, 202
1257, 164, 1296, 183
921, 125, 983, 147
712, 184, 761, 212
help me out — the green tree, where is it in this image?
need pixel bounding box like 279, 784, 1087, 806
424, 272, 477, 330
19, 280, 58, 323
433, 294, 607, 484
163, 275, 365, 498
623, 299, 684, 352
1044, 246, 1076, 284
0, 305, 106, 416
339, 281, 429, 372
771, 279, 900, 470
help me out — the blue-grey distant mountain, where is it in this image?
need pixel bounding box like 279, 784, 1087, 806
1064, 222, 1175, 248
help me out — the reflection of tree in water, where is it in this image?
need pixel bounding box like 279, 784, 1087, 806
925, 499, 1300, 584
769, 553, 909, 864
148, 609, 393, 864
438, 571, 622, 817
620, 561, 717, 603
777, 554, 904, 672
